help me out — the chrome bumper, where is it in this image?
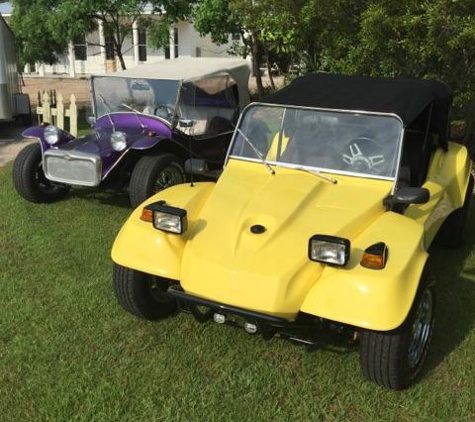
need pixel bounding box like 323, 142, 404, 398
43, 149, 102, 187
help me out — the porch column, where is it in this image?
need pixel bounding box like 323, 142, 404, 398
68, 41, 76, 77
98, 19, 107, 72
132, 20, 139, 65
169, 26, 176, 59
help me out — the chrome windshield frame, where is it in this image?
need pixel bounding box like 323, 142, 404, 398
225, 102, 405, 189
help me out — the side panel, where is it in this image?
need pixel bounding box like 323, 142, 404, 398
111, 182, 215, 279
300, 212, 428, 331
406, 142, 471, 248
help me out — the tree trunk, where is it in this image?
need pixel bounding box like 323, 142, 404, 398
264, 45, 276, 91
250, 35, 265, 99
117, 50, 127, 70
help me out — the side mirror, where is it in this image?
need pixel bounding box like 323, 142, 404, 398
383, 187, 430, 207
179, 119, 194, 129
184, 159, 209, 175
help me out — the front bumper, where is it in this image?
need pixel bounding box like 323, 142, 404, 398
167, 286, 355, 346
43, 149, 102, 187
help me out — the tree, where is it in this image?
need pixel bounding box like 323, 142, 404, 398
10, 0, 195, 70
344, 0, 475, 147
194, 0, 298, 98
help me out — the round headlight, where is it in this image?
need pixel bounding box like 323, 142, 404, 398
111, 131, 127, 152
44, 125, 59, 145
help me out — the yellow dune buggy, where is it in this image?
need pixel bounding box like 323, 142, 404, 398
111, 73, 472, 390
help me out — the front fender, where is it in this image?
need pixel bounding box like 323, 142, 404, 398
22, 126, 75, 153
128, 135, 165, 151
300, 212, 428, 331
111, 182, 215, 279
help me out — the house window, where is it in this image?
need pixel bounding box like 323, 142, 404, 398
138, 29, 147, 62
174, 28, 179, 58
165, 46, 170, 60
231, 32, 240, 41
73, 35, 87, 61
105, 34, 115, 60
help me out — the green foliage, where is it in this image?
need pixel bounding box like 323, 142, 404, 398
10, 0, 195, 69
1, 162, 475, 421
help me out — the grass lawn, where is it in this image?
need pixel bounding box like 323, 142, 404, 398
1, 163, 474, 422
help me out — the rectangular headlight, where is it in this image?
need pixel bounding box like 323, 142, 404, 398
308, 235, 350, 266
146, 201, 187, 234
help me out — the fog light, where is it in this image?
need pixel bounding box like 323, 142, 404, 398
213, 313, 226, 324
244, 322, 257, 334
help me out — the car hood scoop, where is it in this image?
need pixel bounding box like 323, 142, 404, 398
181, 159, 392, 318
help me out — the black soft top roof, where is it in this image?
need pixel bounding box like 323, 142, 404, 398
263, 73, 453, 148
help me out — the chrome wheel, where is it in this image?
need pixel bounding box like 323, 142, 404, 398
153, 164, 184, 192
407, 288, 434, 369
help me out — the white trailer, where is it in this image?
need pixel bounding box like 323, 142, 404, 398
0, 13, 30, 123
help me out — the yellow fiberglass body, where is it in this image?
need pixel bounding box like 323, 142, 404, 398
112, 139, 470, 331
112, 74, 473, 391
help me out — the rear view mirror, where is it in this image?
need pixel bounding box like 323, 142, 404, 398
179, 119, 194, 129
383, 187, 430, 207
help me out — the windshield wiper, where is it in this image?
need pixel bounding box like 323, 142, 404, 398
98, 93, 116, 132
237, 128, 275, 175
121, 103, 146, 129
293, 166, 338, 184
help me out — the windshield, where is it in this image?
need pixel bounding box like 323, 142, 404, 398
230, 105, 403, 179
92, 76, 180, 123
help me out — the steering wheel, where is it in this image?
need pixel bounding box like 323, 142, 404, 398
341, 137, 386, 174
154, 104, 174, 120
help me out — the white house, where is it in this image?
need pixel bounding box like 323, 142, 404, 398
0, 2, 241, 77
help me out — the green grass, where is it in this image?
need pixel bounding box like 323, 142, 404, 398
1, 164, 474, 422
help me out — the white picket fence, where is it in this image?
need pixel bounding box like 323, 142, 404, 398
36, 91, 78, 137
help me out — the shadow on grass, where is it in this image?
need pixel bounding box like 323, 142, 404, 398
421, 198, 475, 376
65, 187, 131, 209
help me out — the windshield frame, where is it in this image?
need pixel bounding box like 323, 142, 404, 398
225, 102, 405, 184
90, 75, 183, 127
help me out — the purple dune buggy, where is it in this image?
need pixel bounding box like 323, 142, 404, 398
12, 58, 250, 206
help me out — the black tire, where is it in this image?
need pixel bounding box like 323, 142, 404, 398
129, 153, 185, 207
436, 175, 474, 247
113, 263, 178, 320
12, 143, 70, 203
359, 271, 435, 390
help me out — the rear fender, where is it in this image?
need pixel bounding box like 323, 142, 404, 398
111, 182, 215, 279
300, 212, 428, 331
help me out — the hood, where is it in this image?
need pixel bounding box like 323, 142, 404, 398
181, 159, 393, 318
57, 113, 173, 175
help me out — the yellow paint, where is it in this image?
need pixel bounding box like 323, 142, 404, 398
112, 141, 472, 331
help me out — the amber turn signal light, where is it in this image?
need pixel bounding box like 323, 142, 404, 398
140, 208, 154, 222
360, 242, 387, 270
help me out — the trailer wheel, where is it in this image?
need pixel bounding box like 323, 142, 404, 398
12, 143, 70, 203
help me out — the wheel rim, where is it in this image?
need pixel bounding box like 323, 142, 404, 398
153, 164, 184, 192
407, 289, 434, 369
